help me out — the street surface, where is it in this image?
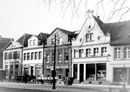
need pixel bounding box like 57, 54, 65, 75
0, 86, 58, 92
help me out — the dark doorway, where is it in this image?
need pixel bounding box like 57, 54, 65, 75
86, 64, 95, 81
79, 64, 84, 83
65, 69, 69, 77
73, 64, 77, 79
31, 66, 33, 76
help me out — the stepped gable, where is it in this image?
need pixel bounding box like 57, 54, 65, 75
16, 33, 32, 47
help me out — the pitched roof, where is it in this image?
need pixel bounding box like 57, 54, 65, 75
16, 33, 32, 47
94, 16, 130, 45
48, 27, 75, 38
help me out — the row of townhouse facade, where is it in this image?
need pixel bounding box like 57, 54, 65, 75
3, 10, 130, 84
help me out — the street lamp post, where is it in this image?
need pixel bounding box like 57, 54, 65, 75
52, 34, 57, 89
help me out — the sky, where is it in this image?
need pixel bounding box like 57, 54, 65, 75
0, 0, 130, 41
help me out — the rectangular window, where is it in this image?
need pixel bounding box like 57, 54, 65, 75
27, 53, 30, 60
101, 47, 107, 56
86, 33, 94, 42
79, 49, 83, 57
86, 34, 90, 41
94, 48, 99, 56
114, 48, 121, 59
124, 47, 130, 59
65, 51, 69, 61
4, 53, 8, 60
33, 40, 36, 46
31, 52, 34, 60
30, 40, 32, 46
52, 51, 54, 62
39, 51, 42, 59
90, 33, 94, 41
86, 48, 91, 57
74, 49, 76, 58
58, 37, 62, 45
58, 50, 62, 62
24, 53, 26, 60
46, 52, 50, 63
9, 52, 13, 59
52, 39, 55, 45
35, 52, 38, 60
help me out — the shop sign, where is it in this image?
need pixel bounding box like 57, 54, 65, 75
46, 65, 68, 69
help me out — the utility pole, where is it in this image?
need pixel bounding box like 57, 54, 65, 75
52, 34, 56, 89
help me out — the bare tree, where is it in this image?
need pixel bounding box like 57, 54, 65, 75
39, 0, 130, 22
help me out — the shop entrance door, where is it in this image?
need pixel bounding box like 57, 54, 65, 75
79, 64, 84, 83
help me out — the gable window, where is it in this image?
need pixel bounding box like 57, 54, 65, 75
24, 53, 26, 60
65, 49, 69, 62
58, 50, 62, 62
33, 39, 36, 46
94, 48, 99, 56
30, 40, 32, 46
35, 52, 38, 60
86, 48, 91, 57
86, 33, 94, 42
27, 53, 30, 60
46, 52, 50, 63
101, 47, 107, 56
79, 49, 83, 57
39, 51, 42, 59
114, 48, 121, 59
124, 47, 130, 59
52, 39, 55, 45
58, 37, 62, 45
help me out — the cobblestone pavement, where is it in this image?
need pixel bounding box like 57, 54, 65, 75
0, 82, 129, 92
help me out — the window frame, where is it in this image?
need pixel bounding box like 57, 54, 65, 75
86, 33, 94, 42
124, 47, 130, 59
101, 47, 107, 56
114, 47, 121, 59
93, 48, 99, 56
86, 48, 91, 57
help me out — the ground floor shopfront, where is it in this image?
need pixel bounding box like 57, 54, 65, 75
22, 64, 42, 78
4, 60, 22, 80
72, 63, 107, 83
44, 65, 70, 79
111, 63, 130, 85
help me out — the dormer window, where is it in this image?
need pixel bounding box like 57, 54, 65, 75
86, 33, 94, 42
33, 39, 36, 46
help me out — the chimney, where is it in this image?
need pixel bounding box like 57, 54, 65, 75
87, 9, 94, 17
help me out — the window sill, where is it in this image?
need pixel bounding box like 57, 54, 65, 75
73, 56, 108, 59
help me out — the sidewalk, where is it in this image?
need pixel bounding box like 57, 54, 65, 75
0, 81, 129, 92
